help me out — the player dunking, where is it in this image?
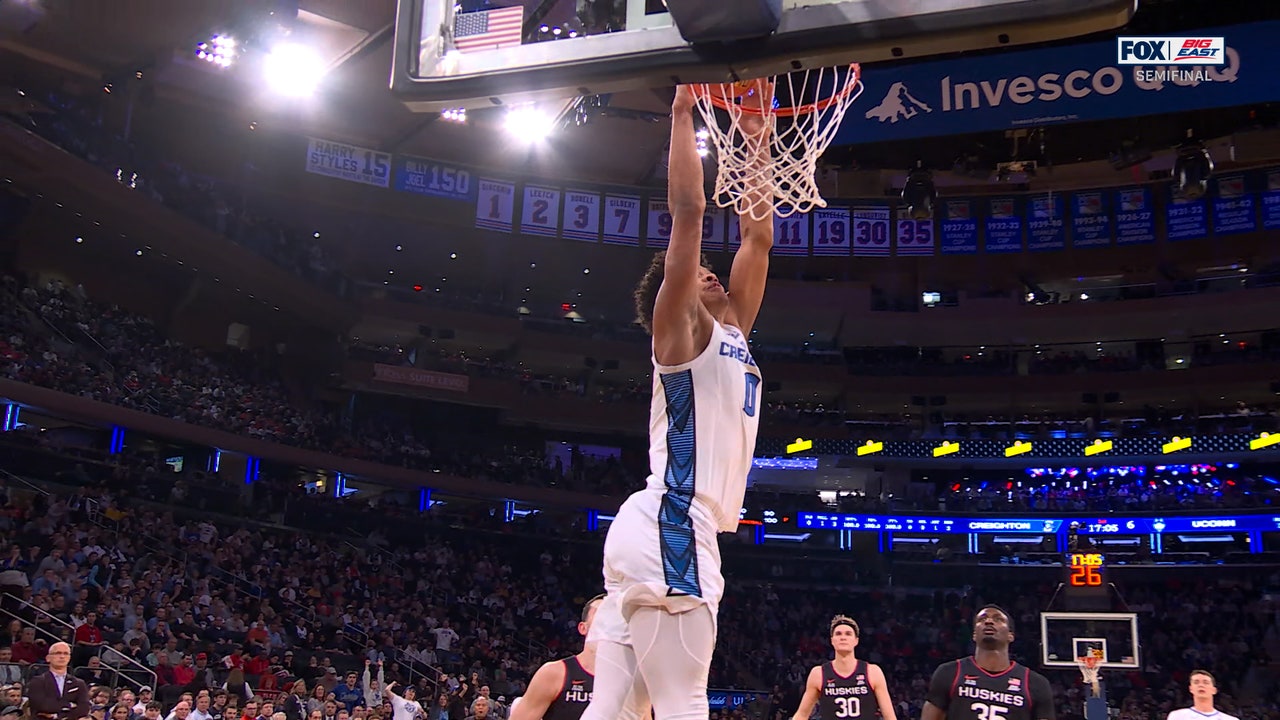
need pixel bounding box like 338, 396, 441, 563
923, 606, 1054, 720
579, 83, 774, 720
1166, 671, 1238, 720
509, 595, 648, 720
792, 616, 898, 720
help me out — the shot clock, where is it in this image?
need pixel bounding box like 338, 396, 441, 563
1065, 553, 1109, 599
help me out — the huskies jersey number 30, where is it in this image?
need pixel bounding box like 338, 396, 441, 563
819, 661, 879, 720
926, 658, 1055, 720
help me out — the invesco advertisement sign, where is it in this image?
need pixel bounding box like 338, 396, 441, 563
838, 22, 1279, 145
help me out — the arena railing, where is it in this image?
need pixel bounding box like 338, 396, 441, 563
0, 595, 157, 692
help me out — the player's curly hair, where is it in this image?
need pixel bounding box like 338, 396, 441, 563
830, 615, 860, 637
633, 251, 714, 334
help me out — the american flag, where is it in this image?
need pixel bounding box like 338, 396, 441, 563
454, 6, 524, 53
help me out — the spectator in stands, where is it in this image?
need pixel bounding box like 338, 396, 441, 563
334, 673, 362, 713
166, 701, 192, 720
282, 682, 309, 720
76, 656, 113, 686
363, 662, 386, 708
0, 648, 19, 684
464, 697, 489, 720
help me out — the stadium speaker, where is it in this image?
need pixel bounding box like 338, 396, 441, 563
418, 325, 432, 338
603, 359, 620, 371
1082, 393, 1098, 404
585, 357, 598, 368
1103, 392, 1120, 404
929, 396, 947, 407
765, 381, 781, 393
438, 329, 456, 339
910, 396, 926, 406
662, 0, 782, 43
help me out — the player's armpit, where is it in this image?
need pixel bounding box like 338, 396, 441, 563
508, 661, 566, 720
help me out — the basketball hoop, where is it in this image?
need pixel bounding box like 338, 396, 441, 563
1077, 654, 1102, 697
690, 64, 863, 221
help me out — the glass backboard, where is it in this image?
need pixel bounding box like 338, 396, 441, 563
1040, 611, 1141, 670
390, 0, 1137, 110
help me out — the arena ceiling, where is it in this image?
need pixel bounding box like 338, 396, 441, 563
0, 0, 1271, 187
0, 0, 1276, 331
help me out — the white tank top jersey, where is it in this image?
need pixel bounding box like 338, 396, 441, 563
645, 320, 762, 534
1168, 709, 1239, 720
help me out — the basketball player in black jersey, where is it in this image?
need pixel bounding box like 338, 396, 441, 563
510, 595, 648, 720
922, 606, 1055, 720
792, 616, 897, 720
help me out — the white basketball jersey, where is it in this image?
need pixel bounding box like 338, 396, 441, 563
1168, 709, 1238, 720
646, 320, 762, 533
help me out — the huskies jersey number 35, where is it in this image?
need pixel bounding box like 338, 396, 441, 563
926, 658, 1055, 720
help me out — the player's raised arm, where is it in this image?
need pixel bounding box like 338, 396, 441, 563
508, 661, 567, 720
650, 85, 712, 365
791, 665, 824, 720
868, 663, 899, 720
726, 90, 774, 337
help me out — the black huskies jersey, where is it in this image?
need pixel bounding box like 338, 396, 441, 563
545, 657, 593, 720
925, 658, 1055, 720
819, 661, 879, 720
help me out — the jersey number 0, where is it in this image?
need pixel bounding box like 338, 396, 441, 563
743, 373, 760, 417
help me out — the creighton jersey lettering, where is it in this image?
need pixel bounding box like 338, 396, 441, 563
545, 658, 593, 720
820, 662, 879, 720
719, 341, 758, 366
947, 659, 1034, 720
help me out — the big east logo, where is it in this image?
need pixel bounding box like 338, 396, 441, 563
1117, 37, 1225, 65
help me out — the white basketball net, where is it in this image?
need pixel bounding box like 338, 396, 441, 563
1078, 656, 1102, 695
690, 65, 863, 222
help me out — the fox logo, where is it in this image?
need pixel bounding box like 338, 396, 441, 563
865, 82, 933, 124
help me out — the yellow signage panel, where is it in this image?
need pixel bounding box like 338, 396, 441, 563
856, 440, 883, 456
786, 438, 813, 454
1004, 441, 1032, 458
933, 441, 960, 458
1250, 432, 1280, 451
1083, 439, 1113, 456
1162, 436, 1192, 454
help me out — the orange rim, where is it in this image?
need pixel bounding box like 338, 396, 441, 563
690, 64, 861, 118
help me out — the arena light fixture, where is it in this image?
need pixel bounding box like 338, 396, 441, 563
696, 127, 710, 158
196, 35, 238, 68
263, 42, 325, 97
504, 105, 555, 144
441, 108, 467, 123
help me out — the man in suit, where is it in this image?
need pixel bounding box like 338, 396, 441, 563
27, 642, 90, 720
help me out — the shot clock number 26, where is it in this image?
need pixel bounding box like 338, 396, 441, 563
1068, 553, 1105, 587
